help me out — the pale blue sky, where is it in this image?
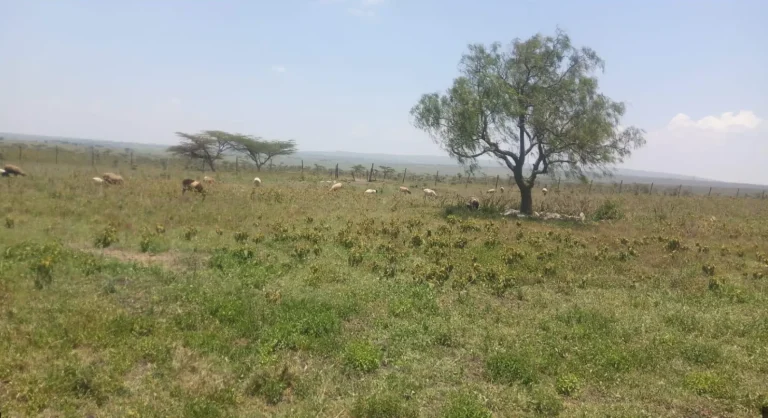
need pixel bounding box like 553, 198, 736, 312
1, 0, 766, 182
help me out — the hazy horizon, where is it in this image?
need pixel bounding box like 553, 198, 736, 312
1, 0, 766, 183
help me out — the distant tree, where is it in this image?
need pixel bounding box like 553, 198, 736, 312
378, 165, 395, 180
167, 130, 237, 172
231, 136, 297, 172
410, 29, 645, 214
351, 164, 367, 178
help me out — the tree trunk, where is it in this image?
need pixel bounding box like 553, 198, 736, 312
519, 185, 533, 215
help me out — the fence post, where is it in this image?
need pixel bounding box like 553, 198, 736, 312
677, 184, 682, 197
649, 182, 654, 194
91, 146, 95, 168
402, 168, 407, 183
434, 170, 439, 187
708, 186, 712, 197
335, 163, 339, 180
557, 178, 561, 191
588, 180, 593, 194
495, 175, 500, 190
368, 163, 374, 182
235, 157, 239, 173
55, 146, 59, 164
736, 188, 740, 198
18, 145, 22, 161
762, 190, 765, 199
301, 160, 304, 179
618, 180, 623, 194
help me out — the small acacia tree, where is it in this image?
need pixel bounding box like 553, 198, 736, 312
351, 164, 367, 178
410, 30, 645, 214
231, 136, 297, 172
167, 130, 236, 172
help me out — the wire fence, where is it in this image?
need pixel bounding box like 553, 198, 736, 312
1, 141, 766, 199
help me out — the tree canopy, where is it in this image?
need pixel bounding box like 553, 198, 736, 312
167, 130, 236, 172
410, 29, 645, 213
231, 137, 297, 172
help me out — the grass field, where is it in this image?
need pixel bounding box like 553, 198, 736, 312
1, 164, 767, 417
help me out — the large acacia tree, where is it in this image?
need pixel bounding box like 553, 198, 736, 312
410, 30, 645, 214
167, 130, 236, 172
231, 136, 297, 171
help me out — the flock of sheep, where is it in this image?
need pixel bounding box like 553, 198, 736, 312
3, 162, 551, 212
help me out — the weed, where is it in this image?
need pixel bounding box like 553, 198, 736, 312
485, 351, 538, 385
351, 393, 417, 418
442, 392, 492, 418
344, 340, 380, 373
94, 223, 118, 248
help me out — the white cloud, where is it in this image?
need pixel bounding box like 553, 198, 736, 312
668, 110, 762, 131
271, 65, 286, 74
624, 110, 767, 184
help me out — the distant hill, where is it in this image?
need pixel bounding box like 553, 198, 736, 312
1, 132, 765, 190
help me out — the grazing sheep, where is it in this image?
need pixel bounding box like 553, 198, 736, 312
2, 164, 26, 177
102, 172, 124, 185
542, 187, 548, 195
399, 186, 412, 194
467, 197, 480, 210
253, 177, 262, 187
487, 188, 496, 194
0, 169, 5, 176
423, 188, 437, 199
92, 177, 104, 184
364, 189, 377, 194
500, 187, 505, 193
182, 178, 205, 195
330, 182, 343, 192
203, 176, 215, 185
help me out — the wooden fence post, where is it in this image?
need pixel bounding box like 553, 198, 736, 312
301, 160, 304, 178
649, 182, 654, 194
677, 185, 682, 197
235, 157, 239, 173
557, 178, 561, 191
495, 175, 499, 190
434, 170, 439, 187
736, 188, 740, 198
618, 180, 623, 194
588, 180, 593, 194
18, 145, 22, 162
708, 186, 712, 197
335, 163, 339, 180
368, 163, 374, 182
402, 168, 407, 183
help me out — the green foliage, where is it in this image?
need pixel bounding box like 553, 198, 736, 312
442, 392, 492, 418
593, 199, 624, 221
528, 386, 564, 416
410, 29, 645, 214
94, 223, 118, 248
555, 374, 580, 396
485, 351, 538, 385
344, 340, 381, 373
351, 393, 418, 418
245, 366, 295, 405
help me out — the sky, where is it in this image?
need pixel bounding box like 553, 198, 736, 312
1, 0, 766, 183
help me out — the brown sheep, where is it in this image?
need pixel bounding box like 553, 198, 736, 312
2, 164, 26, 177
102, 172, 124, 185
182, 179, 205, 196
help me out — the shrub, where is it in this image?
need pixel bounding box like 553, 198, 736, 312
94, 223, 118, 248
344, 340, 380, 373
593, 199, 623, 221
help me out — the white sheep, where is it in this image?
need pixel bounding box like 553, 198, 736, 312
542, 187, 548, 195
203, 176, 215, 185
399, 186, 412, 194
467, 197, 480, 210
92, 177, 104, 184
330, 182, 343, 192
0, 169, 5, 176
364, 189, 377, 194
422, 188, 437, 199
500, 186, 505, 193
487, 188, 496, 194
253, 177, 262, 187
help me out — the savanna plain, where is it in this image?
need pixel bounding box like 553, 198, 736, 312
1, 160, 767, 417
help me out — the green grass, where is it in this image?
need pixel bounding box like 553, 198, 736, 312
0, 162, 767, 416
